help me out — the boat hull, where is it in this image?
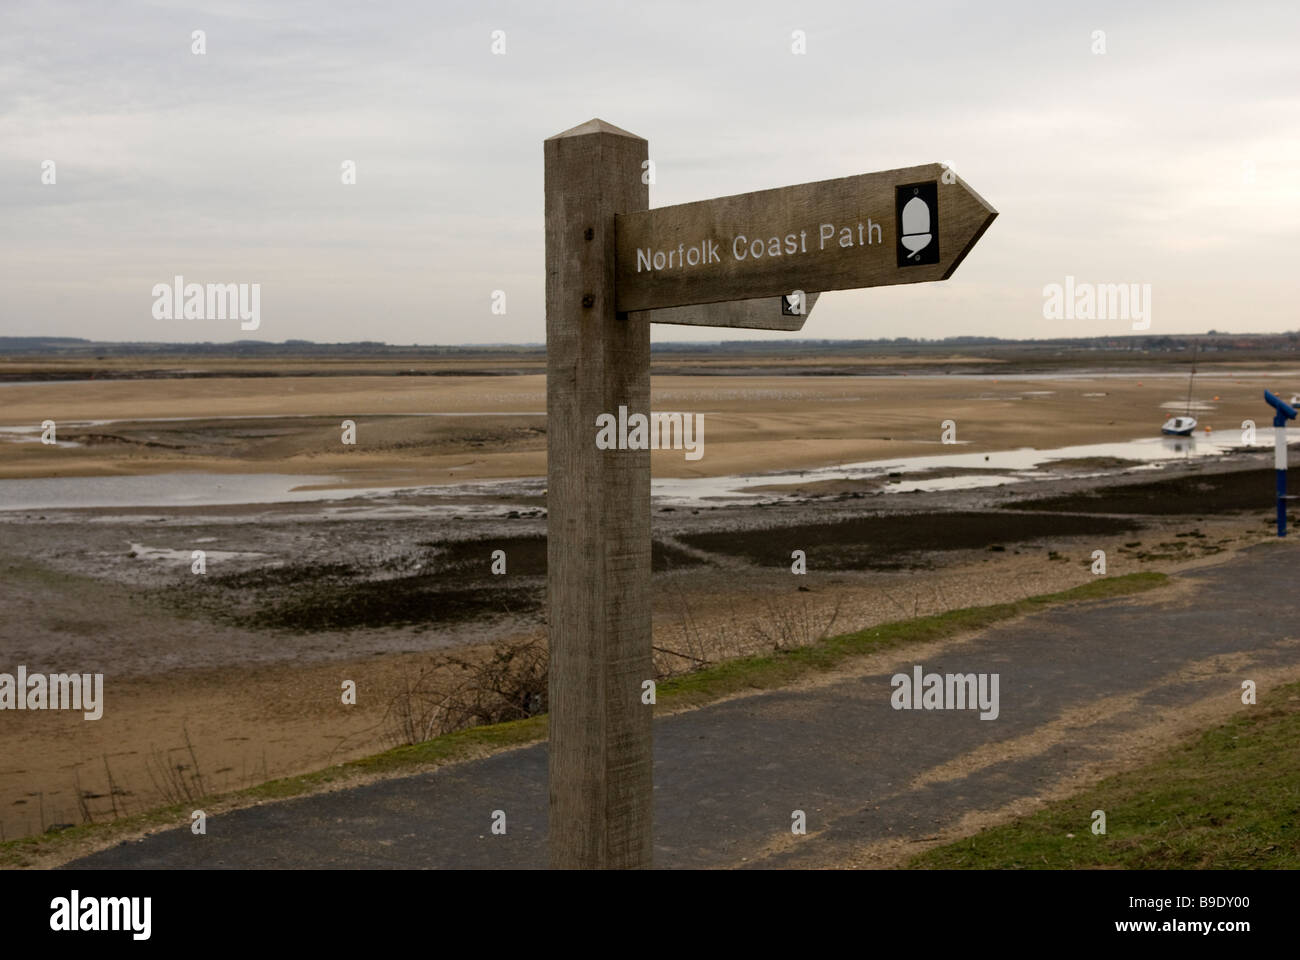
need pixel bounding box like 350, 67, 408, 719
1162, 416, 1197, 436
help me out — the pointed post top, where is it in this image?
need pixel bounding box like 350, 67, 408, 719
546, 118, 644, 141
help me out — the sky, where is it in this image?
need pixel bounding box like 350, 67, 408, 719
1, 0, 1297, 344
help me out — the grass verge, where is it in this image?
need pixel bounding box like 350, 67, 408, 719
657, 572, 1165, 707
909, 679, 1300, 869
1, 571, 1167, 868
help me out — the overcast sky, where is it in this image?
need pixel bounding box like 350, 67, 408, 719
1, 0, 1297, 344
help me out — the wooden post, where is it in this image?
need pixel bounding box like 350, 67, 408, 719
544, 118, 653, 869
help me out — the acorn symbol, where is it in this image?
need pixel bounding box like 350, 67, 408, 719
900, 190, 932, 261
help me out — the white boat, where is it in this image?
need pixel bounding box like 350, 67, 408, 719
1161, 342, 1199, 436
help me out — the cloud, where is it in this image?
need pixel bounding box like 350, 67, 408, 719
0, 0, 1297, 342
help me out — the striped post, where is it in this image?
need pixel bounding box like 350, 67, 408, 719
1277, 424, 1288, 538
1264, 391, 1296, 537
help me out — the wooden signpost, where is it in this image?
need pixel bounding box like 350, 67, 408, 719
544, 118, 996, 869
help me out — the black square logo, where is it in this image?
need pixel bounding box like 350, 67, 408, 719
895, 181, 939, 267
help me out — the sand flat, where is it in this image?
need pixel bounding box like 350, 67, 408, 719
0, 372, 1275, 483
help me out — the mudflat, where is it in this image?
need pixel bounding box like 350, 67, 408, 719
0, 353, 1294, 842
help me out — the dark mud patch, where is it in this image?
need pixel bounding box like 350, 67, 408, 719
751, 467, 1015, 497
163, 536, 707, 631
423, 535, 707, 575
1006, 467, 1277, 515
166, 570, 542, 632
208, 562, 364, 589
237, 580, 542, 631
677, 511, 1141, 571
1040, 457, 1145, 471
60, 431, 187, 449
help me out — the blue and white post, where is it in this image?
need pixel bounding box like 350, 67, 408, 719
1264, 391, 1296, 537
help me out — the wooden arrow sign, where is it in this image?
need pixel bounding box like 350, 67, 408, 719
614, 163, 995, 313
639, 291, 819, 331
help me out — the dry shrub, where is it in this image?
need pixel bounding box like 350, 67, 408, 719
653, 591, 844, 676
387, 592, 845, 747
744, 594, 843, 652
386, 635, 548, 746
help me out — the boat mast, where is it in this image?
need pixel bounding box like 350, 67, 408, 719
1184, 340, 1198, 418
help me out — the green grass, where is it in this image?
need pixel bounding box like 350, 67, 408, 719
909, 680, 1300, 869
0, 571, 1166, 868
656, 572, 1167, 706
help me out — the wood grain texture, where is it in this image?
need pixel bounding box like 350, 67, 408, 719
615, 163, 996, 312
544, 119, 653, 869
637, 292, 817, 331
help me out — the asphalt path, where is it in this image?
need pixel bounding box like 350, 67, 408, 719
66, 542, 1299, 869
